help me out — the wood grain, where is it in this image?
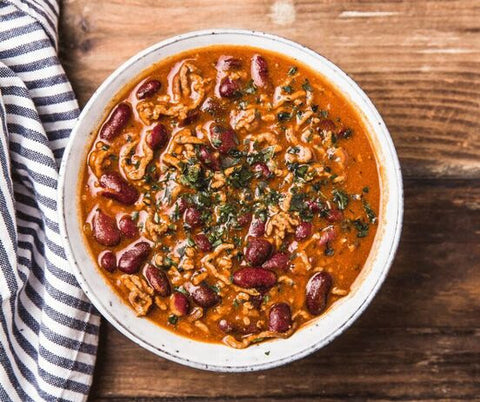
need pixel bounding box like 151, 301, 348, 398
56, 0, 480, 400
59, 0, 480, 179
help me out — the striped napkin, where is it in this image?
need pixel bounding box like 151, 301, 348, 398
0, 1, 100, 400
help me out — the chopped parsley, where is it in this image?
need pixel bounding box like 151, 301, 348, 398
168, 314, 178, 325
353, 219, 369, 238
302, 79, 313, 92
277, 112, 292, 122
363, 200, 377, 223
332, 189, 349, 210
244, 79, 257, 94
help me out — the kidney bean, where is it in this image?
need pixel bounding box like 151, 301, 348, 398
118, 241, 151, 274
318, 227, 337, 246
218, 319, 260, 335
210, 125, 237, 154
185, 282, 220, 308
99, 250, 116, 272
306, 271, 332, 315
317, 119, 336, 132
198, 145, 221, 171
326, 208, 343, 223
251, 54, 268, 87
99, 172, 139, 205
216, 55, 242, 71
99, 103, 131, 141
184, 207, 202, 227
245, 238, 272, 266
146, 123, 169, 150
92, 209, 121, 246
219, 77, 240, 98
237, 212, 252, 227
144, 264, 171, 297
218, 319, 234, 333
268, 303, 292, 333
306, 199, 322, 213
262, 252, 290, 271
118, 215, 138, 238
170, 292, 190, 316
179, 109, 199, 126
136, 79, 161, 99
252, 162, 271, 179
295, 221, 313, 241
233, 267, 276, 291
176, 197, 189, 214
194, 233, 212, 252
249, 219, 265, 237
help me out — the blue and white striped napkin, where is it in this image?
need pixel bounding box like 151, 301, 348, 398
0, 1, 100, 400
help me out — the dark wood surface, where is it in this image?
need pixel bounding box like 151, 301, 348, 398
58, 0, 480, 399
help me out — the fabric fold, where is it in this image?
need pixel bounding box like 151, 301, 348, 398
0, 1, 100, 401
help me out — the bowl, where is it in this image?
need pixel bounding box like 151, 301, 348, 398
58, 29, 403, 372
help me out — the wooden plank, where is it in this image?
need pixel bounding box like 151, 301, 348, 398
88, 179, 480, 400
90, 326, 480, 400
58, 0, 480, 179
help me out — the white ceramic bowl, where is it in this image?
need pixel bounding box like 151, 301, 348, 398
58, 29, 403, 372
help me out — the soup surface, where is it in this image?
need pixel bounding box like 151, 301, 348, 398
80, 46, 380, 348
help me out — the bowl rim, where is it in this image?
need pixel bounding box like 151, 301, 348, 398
58, 28, 403, 372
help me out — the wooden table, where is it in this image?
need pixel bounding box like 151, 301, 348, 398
59, 1, 480, 400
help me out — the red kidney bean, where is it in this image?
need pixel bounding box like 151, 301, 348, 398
209, 125, 237, 154
251, 54, 268, 87
198, 145, 221, 171
216, 55, 242, 71
136, 79, 161, 99
185, 282, 220, 308
170, 292, 190, 316
194, 233, 212, 252
249, 219, 265, 237
262, 252, 290, 271
176, 197, 189, 214
92, 209, 121, 246
233, 267, 277, 291
326, 208, 343, 223
118, 241, 151, 274
318, 227, 337, 246
118, 215, 138, 238
146, 123, 169, 150
306, 271, 332, 315
144, 264, 171, 297
184, 207, 202, 227
218, 319, 260, 335
179, 109, 199, 126
99, 172, 139, 205
268, 303, 292, 333
218, 319, 234, 333
295, 221, 313, 241
237, 212, 252, 227
99, 250, 116, 272
245, 238, 272, 266
317, 119, 336, 132
219, 77, 240, 98
99, 103, 131, 141
306, 199, 322, 213
252, 162, 271, 178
